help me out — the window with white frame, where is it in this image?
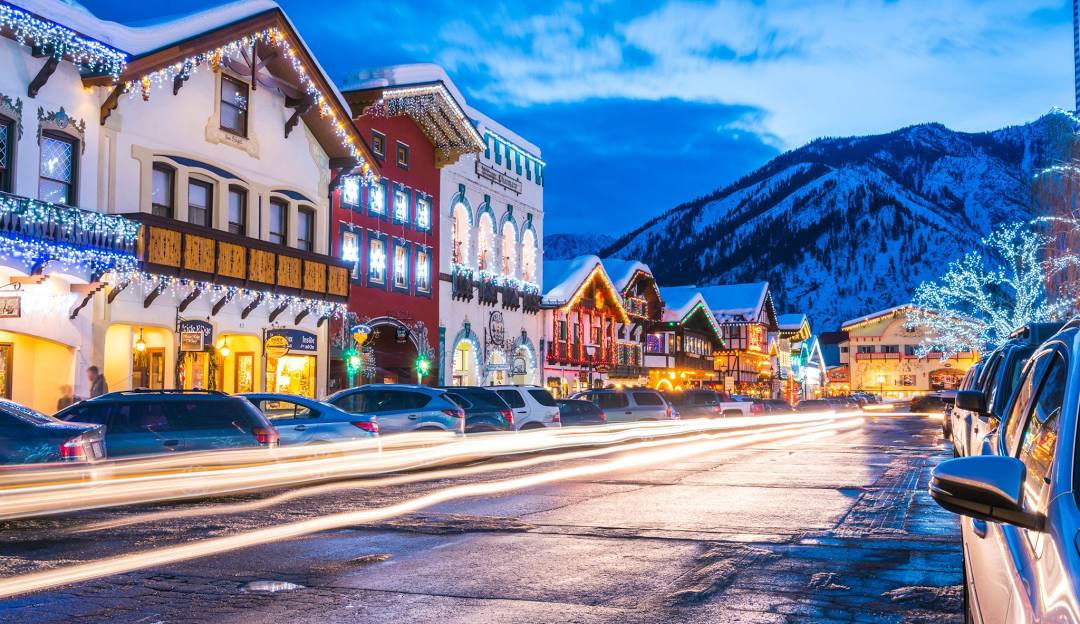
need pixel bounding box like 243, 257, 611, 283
477, 211, 495, 271
227, 186, 247, 235
187, 178, 213, 227
39, 133, 76, 205
501, 220, 516, 276
297, 207, 315, 251
416, 247, 431, 293
521, 228, 537, 283
342, 229, 360, 280
220, 75, 249, 137
341, 175, 360, 208
452, 202, 470, 265
393, 187, 408, 224
368, 235, 386, 285
369, 179, 386, 216
393, 242, 409, 290
416, 195, 431, 230
269, 198, 288, 245
151, 164, 175, 218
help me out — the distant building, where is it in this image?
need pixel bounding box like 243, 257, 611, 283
648, 288, 726, 391
699, 283, 779, 397
841, 306, 977, 397
601, 259, 663, 387
818, 331, 850, 396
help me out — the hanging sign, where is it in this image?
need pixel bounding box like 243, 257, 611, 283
266, 329, 318, 355
351, 323, 372, 347
265, 335, 290, 358
0, 296, 20, 318
178, 319, 213, 352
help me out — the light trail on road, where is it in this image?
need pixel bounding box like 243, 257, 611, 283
0, 412, 860, 519
0, 413, 862, 598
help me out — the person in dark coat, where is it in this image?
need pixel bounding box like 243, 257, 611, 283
87, 366, 108, 398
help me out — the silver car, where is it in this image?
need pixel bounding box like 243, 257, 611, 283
326, 384, 465, 435
239, 393, 378, 446
572, 388, 678, 423
930, 324, 1080, 622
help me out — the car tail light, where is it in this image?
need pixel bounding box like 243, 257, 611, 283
352, 421, 378, 434
442, 408, 465, 419
665, 405, 673, 419
501, 409, 514, 427
552, 410, 560, 423
59, 437, 87, 461
751, 403, 764, 415
253, 427, 279, 447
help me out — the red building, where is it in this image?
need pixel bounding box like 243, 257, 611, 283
327, 82, 482, 390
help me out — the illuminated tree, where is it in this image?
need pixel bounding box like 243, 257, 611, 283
907, 219, 1080, 357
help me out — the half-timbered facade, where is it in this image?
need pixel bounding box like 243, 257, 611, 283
647, 288, 725, 391
600, 259, 663, 386
699, 282, 779, 397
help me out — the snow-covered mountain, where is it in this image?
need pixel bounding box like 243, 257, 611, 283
545, 233, 616, 260
601, 110, 1080, 332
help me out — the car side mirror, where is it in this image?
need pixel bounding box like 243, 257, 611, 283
955, 390, 987, 414
929, 455, 1043, 532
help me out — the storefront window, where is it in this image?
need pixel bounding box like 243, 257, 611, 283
266, 355, 315, 397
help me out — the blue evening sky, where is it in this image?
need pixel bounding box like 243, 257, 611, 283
80, 0, 1074, 236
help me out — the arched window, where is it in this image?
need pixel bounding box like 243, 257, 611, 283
451, 202, 471, 265
501, 220, 517, 277
477, 211, 495, 271
521, 228, 537, 284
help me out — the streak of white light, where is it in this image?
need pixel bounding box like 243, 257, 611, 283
0, 416, 859, 598
0, 413, 857, 519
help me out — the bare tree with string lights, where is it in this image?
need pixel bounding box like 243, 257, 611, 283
906, 219, 1080, 358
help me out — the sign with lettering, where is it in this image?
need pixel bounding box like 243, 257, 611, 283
178, 319, 213, 351
265, 329, 318, 354
0, 296, 20, 318
475, 161, 522, 194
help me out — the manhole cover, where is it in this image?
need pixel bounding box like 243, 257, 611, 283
241, 580, 304, 593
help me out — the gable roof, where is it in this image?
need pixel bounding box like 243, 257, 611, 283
777, 313, 807, 331
658, 287, 706, 323
841, 305, 914, 331
694, 282, 778, 329
542, 255, 629, 322
342, 64, 485, 168
53, 0, 376, 168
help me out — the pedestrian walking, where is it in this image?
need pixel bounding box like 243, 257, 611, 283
56, 385, 76, 411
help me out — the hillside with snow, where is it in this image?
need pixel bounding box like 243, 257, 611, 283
601, 110, 1080, 331
545, 233, 616, 260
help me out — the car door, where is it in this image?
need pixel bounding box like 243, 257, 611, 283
964, 350, 1056, 623
593, 393, 632, 422
359, 390, 419, 433
109, 403, 186, 456
631, 391, 666, 419
253, 398, 318, 445
173, 400, 257, 451
496, 390, 529, 425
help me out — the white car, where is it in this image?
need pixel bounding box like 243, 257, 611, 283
490, 385, 562, 430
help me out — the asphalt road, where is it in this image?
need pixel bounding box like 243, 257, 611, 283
0, 413, 961, 623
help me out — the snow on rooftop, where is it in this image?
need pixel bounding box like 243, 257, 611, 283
840, 304, 913, 329
341, 63, 540, 156
657, 287, 708, 322
600, 258, 652, 293
542, 255, 603, 306
696, 282, 770, 321
777, 313, 808, 331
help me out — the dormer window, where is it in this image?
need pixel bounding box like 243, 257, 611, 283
220, 75, 249, 137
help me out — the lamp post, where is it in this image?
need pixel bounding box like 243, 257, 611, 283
585, 344, 597, 389
877, 374, 886, 399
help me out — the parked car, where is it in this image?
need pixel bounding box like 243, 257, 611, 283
944, 363, 982, 441
950, 322, 1062, 457
555, 399, 606, 426
0, 398, 106, 464
326, 384, 464, 435
667, 389, 753, 418
239, 393, 378, 445
488, 385, 562, 430
441, 387, 514, 433
794, 399, 834, 413
909, 393, 948, 414
753, 398, 795, 414
56, 390, 276, 457
930, 320, 1078, 623
572, 388, 678, 422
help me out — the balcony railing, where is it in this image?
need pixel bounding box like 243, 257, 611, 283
0, 191, 140, 262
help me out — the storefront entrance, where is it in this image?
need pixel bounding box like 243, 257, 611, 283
369, 323, 419, 384
264, 329, 318, 398
0, 330, 75, 413
452, 339, 479, 386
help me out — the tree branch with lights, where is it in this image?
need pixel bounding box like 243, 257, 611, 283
906, 219, 1080, 358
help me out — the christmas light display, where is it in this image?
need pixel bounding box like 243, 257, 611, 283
0, 194, 141, 243
123, 26, 369, 168
907, 219, 1080, 357
0, 2, 127, 79
0, 235, 137, 275
123, 272, 347, 320
364, 84, 484, 158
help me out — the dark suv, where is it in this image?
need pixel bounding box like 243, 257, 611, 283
56, 390, 278, 457
951, 322, 1063, 457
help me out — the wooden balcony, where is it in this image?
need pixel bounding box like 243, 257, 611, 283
128, 213, 349, 301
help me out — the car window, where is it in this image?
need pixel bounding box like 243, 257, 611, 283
632, 392, 664, 406
527, 389, 558, 407
331, 392, 364, 413
367, 390, 430, 411
61, 404, 110, 426
496, 390, 527, 409
1017, 354, 1065, 512
591, 393, 628, 409
991, 348, 1035, 414
108, 404, 172, 434
460, 391, 507, 409
169, 401, 254, 429
444, 392, 473, 409
259, 399, 314, 421
557, 401, 579, 415
693, 393, 718, 406
1003, 351, 1053, 456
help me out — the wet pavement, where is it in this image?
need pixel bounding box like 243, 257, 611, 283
0, 414, 961, 623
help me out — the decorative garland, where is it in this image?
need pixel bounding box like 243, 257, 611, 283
0, 2, 126, 79
0, 234, 138, 275
0, 193, 141, 243
126, 26, 369, 171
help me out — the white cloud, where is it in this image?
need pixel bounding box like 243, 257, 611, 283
436, 0, 1073, 147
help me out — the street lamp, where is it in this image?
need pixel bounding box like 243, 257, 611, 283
585, 344, 597, 389
877, 374, 885, 399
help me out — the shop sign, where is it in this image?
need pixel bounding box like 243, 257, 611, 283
475, 160, 522, 194
178, 319, 213, 352
265, 335, 290, 358
724, 375, 735, 393
511, 356, 528, 375
0, 296, 20, 318
266, 329, 318, 354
